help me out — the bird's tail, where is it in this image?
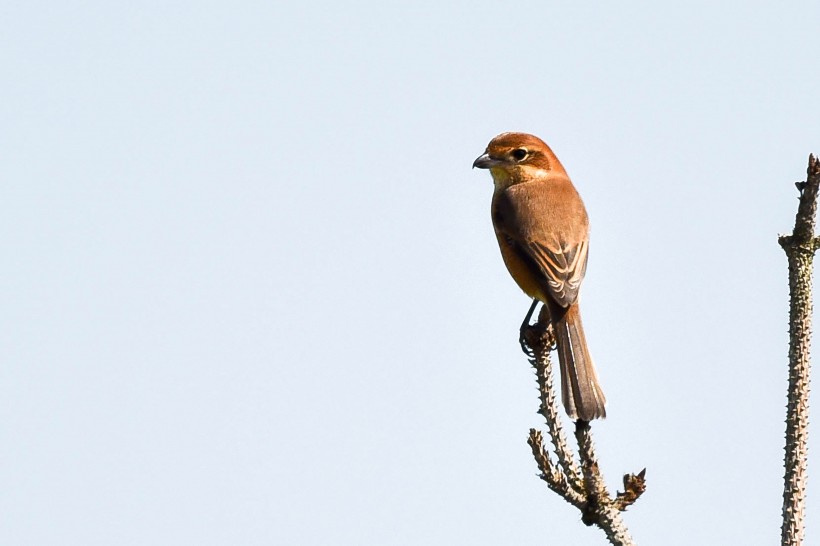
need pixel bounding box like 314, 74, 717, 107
552, 303, 607, 421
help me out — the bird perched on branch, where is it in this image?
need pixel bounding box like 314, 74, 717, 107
473, 132, 606, 421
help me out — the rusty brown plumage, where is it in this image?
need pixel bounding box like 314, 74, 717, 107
474, 132, 606, 421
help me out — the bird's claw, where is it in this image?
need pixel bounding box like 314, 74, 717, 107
519, 329, 535, 357
520, 321, 555, 358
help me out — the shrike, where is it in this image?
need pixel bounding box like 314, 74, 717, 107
474, 132, 606, 421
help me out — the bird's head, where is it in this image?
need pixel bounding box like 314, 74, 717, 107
473, 132, 566, 189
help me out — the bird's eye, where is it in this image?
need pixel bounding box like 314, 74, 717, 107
511, 148, 528, 161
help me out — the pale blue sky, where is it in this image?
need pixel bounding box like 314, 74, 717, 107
3, 1, 820, 544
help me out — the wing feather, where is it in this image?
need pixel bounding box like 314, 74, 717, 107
493, 181, 589, 308
528, 238, 587, 307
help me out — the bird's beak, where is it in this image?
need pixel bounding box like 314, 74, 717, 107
472, 153, 500, 169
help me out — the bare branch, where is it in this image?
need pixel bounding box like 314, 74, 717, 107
790, 155, 820, 244
528, 306, 583, 493
779, 154, 820, 546
523, 306, 643, 545
528, 429, 585, 507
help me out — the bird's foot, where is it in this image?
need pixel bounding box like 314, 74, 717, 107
520, 321, 555, 358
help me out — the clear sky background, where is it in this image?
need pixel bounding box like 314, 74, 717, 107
3, 1, 820, 544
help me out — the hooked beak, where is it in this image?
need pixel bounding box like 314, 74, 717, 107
472, 153, 501, 169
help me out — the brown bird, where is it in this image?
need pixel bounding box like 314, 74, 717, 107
473, 132, 606, 421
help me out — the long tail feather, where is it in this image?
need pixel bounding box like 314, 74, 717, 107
553, 303, 606, 421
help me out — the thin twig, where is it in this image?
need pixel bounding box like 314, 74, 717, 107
528, 429, 585, 507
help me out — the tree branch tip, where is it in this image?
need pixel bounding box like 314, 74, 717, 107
614, 469, 648, 511
623, 468, 648, 487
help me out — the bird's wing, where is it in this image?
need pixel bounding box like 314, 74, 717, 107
493, 182, 588, 308
525, 238, 587, 307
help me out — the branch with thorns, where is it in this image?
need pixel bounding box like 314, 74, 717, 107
523, 305, 645, 545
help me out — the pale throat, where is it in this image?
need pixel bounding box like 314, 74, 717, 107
490, 165, 552, 191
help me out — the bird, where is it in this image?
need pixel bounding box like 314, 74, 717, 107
473, 132, 606, 421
